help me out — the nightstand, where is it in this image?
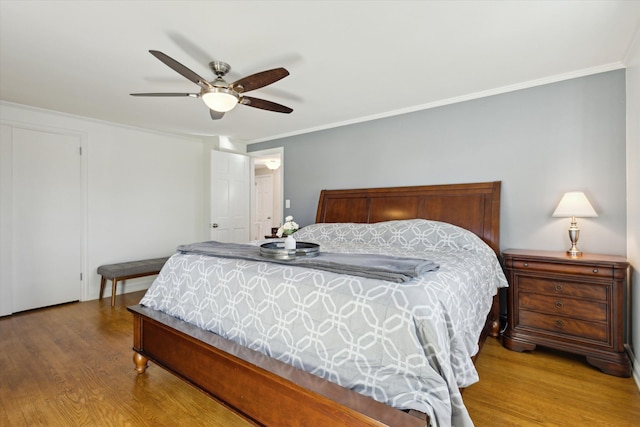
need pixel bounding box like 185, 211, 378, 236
502, 249, 631, 377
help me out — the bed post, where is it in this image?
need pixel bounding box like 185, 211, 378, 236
132, 312, 149, 374
133, 352, 149, 374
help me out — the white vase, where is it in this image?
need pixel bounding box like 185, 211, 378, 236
284, 234, 296, 250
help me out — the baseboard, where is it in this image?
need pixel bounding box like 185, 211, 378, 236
86, 276, 155, 301
629, 346, 640, 392
118, 278, 154, 295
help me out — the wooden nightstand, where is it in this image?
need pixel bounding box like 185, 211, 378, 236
502, 249, 631, 377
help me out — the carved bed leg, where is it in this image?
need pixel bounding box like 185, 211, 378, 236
490, 319, 500, 338
133, 352, 149, 374
489, 293, 501, 337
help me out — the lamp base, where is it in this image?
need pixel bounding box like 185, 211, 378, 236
567, 249, 582, 257
567, 218, 582, 257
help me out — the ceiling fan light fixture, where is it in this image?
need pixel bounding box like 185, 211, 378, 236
133, 51, 292, 119
202, 88, 238, 112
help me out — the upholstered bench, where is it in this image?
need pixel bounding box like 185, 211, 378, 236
98, 257, 170, 307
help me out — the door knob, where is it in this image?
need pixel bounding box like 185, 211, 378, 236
211, 223, 219, 228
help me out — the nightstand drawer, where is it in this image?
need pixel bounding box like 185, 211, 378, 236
518, 276, 607, 301
510, 259, 613, 278
519, 292, 607, 322
519, 310, 608, 343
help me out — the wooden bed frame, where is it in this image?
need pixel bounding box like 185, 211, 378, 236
128, 181, 502, 427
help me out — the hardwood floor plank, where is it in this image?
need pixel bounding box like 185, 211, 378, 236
0, 292, 253, 427
464, 337, 640, 426
1, 290, 639, 426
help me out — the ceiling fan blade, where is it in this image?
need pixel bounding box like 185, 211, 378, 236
231, 68, 289, 93
210, 109, 225, 120
149, 50, 212, 89
130, 93, 198, 97
240, 96, 293, 113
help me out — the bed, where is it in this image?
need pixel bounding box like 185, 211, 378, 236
128, 181, 506, 427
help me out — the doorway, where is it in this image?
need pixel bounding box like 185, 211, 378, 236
249, 148, 283, 241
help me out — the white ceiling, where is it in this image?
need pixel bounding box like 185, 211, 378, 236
1, 1, 639, 145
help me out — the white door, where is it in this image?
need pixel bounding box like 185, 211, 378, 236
9, 127, 83, 312
210, 150, 250, 243
255, 174, 274, 239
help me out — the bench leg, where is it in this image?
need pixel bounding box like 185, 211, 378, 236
111, 278, 118, 307
99, 276, 106, 300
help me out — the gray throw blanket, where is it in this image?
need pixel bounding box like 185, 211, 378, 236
177, 241, 439, 283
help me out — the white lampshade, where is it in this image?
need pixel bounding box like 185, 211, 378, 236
202, 89, 238, 112
552, 192, 597, 218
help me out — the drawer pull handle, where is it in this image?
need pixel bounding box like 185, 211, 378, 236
593, 268, 599, 273
555, 301, 564, 309
554, 284, 564, 293
555, 320, 565, 329
523, 262, 529, 267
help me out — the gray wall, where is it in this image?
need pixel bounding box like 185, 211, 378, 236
250, 70, 627, 256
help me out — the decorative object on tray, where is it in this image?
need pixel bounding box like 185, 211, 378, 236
284, 234, 296, 249
276, 215, 299, 249
276, 216, 299, 237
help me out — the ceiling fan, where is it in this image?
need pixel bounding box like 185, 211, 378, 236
131, 50, 293, 120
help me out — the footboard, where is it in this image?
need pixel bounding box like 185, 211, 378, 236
128, 305, 428, 427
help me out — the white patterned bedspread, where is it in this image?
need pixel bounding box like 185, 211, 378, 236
141, 219, 507, 427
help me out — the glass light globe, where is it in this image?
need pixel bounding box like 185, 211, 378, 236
202, 90, 238, 112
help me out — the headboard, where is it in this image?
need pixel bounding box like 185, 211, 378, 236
315, 181, 501, 255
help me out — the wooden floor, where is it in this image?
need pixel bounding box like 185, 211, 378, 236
465, 333, 640, 426
1, 291, 639, 427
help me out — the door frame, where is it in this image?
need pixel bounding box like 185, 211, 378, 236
0, 121, 88, 313
249, 147, 284, 239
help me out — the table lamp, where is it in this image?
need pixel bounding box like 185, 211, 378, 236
552, 191, 597, 257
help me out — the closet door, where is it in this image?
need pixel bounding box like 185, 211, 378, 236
10, 127, 82, 312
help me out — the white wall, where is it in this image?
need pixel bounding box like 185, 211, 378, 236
0, 102, 206, 306
625, 28, 640, 388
